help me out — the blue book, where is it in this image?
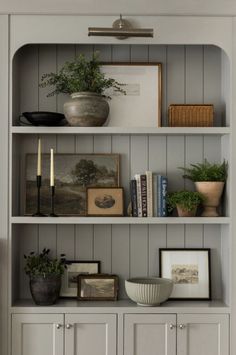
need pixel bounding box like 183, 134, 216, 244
157, 175, 168, 217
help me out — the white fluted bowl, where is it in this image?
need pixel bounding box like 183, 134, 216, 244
125, 277, 173, 306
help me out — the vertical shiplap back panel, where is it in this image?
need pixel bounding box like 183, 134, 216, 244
112, 225, 130, 298
166, 45, 185, 108
57, 225, 75, 260
38, 44, 57, 112
204, 46, 222, 127
94, 225, 112, 274
19, 45, 39, 112
75, 225, 94, 260
203, 225, 222, 299
185, 45, 204, 103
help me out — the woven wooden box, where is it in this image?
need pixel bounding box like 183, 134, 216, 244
168, 104, 214, 127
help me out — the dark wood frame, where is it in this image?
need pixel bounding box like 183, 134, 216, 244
77, 274, 119, 301
159, 248, 211, 301
60, 260, 101, 298
101, 62, 162, 127
86, 187, 124, 217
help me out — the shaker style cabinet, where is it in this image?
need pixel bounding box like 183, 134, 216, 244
124, 314, 177, 355
177, 314, 229, 355
64, 314, 117, 355
11, 313, 117, 355
11, 314, 64, 355
124, 313, 229, 355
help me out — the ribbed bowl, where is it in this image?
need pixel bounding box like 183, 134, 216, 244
125, 277, 173, 306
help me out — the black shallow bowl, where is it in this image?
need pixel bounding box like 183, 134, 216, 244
20, 111, 67, 126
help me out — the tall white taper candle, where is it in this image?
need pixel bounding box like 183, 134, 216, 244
50, 149, 54, 187
37, 138, 41, 176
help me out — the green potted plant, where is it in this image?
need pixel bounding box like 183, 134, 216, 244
40, 52, 126, 127
24, 248, 66, 306
179, 160, 227, 217
167, 190, 205, 217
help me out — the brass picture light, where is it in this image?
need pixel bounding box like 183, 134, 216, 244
88, 15, 154, 40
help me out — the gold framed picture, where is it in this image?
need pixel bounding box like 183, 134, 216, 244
77, 274, 119, 301
86, 187, 124, 216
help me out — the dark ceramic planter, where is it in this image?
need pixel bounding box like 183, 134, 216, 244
29, 275, 61, 306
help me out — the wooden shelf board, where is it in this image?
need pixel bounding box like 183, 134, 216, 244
11, 216, 231, 225
11, 126, 231, 135
10, 299, 230, 314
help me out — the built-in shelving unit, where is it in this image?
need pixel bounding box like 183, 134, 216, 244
9, 38, 231, 315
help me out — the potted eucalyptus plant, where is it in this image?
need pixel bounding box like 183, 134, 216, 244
167, 190, 205, 217
179, 160, 228, 217
40, 52, 126, 127
24, 248, 66, 305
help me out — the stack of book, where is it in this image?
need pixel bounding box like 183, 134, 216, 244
130, 171, 168, 217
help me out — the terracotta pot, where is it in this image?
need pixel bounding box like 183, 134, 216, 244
195, 181, 224, 217
176, 204, 197, 217
64, 92, 109, 127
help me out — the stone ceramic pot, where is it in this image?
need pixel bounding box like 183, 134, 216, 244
30, 275, 61, 306
64, 92, 109, 127
176, 204, 197, 217
195, 181, 225, 217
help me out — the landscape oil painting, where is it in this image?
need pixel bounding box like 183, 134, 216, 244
25, 154, 119, 215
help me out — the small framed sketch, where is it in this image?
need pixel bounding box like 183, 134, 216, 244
87, 187, 124, 216
159, 248, 211, 300
77, 274, 119, 301
60, 261, 101, 298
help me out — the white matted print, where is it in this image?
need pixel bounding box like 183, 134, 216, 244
101, 63, 162, 127
160, 249, 211, 300
60, 261, 100, 297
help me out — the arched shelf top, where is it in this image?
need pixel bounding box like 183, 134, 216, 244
10, 15, 233, 59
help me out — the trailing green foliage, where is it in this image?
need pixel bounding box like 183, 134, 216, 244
167, 190, 205, 212
179, 160, 228, 182
40, 52, 126, 97
24, 248, 66, 277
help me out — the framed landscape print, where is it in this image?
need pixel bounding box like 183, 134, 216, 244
87, 187, 124, 216
101, 63, 162, 127
159, 248, 211, 300
77, 274, 119, 301
25, 153, 120, 216
60, 260, 101, 297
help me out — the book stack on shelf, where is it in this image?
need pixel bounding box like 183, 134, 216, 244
130, 172, 168, 217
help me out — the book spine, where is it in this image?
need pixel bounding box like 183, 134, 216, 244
157, 175, 162, 217
134, 174, 142, 217
153, 174, 158, 217
130, 180, 138, 217
161, 176, 168, 217
146, 171, 153, 217
140, 175, 148, 217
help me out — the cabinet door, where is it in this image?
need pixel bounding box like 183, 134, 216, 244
124, 314, 176, 355
65, 314, 117, 355
12, 313, 64, 355
177, 314, 229, 355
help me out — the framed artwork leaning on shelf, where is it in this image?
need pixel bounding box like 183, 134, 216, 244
87, 187, 124, 216
77, 274, 119, 301
101, 62, 162, 127
159, 248, 211, 300
60, 260, 101, 298
24, 153, 120, 216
